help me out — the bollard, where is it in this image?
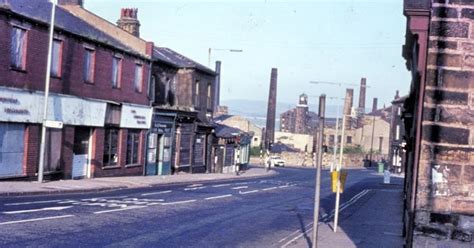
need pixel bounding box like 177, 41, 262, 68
384, 170, 391, 184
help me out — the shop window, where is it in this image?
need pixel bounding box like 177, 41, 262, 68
50, 39, 63, 77
126, 130, 140, 165
83, 48, 95, 83
134, 63, 143, 92
112, 56, 122, 88
10, 26, 27, 70
103, 128, 119, 167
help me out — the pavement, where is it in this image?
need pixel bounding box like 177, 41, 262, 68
0, 165, 277, 196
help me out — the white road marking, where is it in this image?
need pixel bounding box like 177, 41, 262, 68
239, 190, 259, 195
280, 189, 371, 247
4, 200, 62, 206
231, 186, 248, 190
278, 185, 290, 189
205, 194, 233, 200
188, 184, 204, 187
81, 196, 128, 201
3, 206, 73, 215
278, 223, 314, 243
262, 187, 278, 191
212, 183, 231, 188
93, 206, 147, 214
57, 200, 78, 204
160, 200, 197, 205
141, 190, 172, 196
235, 182, 249, 185
0, 215, 74, 226
184, 186, 207, 191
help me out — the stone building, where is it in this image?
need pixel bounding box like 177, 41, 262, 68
280, 93, 318, 134
402, 0, 474, 246
214, 114, 262, 148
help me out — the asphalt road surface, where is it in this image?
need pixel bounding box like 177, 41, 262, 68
0, 167, 390, 247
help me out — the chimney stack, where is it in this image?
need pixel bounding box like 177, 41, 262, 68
372, 98, 378, 113
358, 78, 366, 113
265, 68, 278, 151
117, 8, 141, 37
394, 90, 400, 99
343, 88, 354, 130
213, 61, 222, 114
58, 0, 83, 7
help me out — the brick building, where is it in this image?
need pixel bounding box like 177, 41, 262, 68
280, 93, 318, 134
0, 0, 154, 180
402, 0, 474, 246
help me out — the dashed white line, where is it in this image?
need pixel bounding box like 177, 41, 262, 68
160, 199, 197, 205
141, 190, 172, 196
4, 200, 62, 206
184, 186, 207, 191
278, 185, 290, 189
188, 184, 204, 187
239, 190, 259, 195
212, 183, 231, 188
262, 187, 278, 191
231, 186, 248, 190
3, 206, 73, 214
205, 194, 233, 200
93, 206, 147, 214
0, 215, 74, 226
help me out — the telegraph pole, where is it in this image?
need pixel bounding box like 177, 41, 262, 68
312, 94, 325, 248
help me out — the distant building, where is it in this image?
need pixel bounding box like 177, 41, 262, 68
280, 93, 318, 134
275, 132, 313, 152
214, 115, 262, 148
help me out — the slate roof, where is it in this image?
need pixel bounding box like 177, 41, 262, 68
153, 47, 216, 75
213, 114, 233, 122
0, 0, 144, 58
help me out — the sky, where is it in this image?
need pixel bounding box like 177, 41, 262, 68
85, 0, 410, 110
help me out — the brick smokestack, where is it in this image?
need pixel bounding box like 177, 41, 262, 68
343, 88, 354, 130
213, 61, 221, 114
58, 0, 83, 7
117, 8, 141, 37
372, 97, 378, 113
265, 68, 278, 151
357, 78, 367, 127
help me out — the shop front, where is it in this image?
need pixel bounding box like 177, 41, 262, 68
146, 112, 176, 176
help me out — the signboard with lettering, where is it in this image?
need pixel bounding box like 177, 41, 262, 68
120, 104, 152, 129
0, 87, 107, 126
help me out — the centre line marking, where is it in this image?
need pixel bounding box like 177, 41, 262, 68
160, 199, 197, 205
239, 190, 259, 194
141, 190, 172, 196
93, 206, 147, 214
212, 183, 231, 188
262, 187, 278, 191
0, 215, 74, 226
205, 194, 233, 200
232, 186, 248, 190
184, 186, 206, 191
4, 200, 62, 206
3, 206, 73, 215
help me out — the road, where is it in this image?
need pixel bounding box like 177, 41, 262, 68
0, 167, 392, 247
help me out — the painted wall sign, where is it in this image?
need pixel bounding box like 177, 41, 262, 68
0, 87, 107, 126
120, 104, 152, 129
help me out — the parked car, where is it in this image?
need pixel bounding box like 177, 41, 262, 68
270, 155, 286, 167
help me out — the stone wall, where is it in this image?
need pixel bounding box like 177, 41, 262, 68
414, 0, 474, 245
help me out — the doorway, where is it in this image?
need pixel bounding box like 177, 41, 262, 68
72, 127, 91, 179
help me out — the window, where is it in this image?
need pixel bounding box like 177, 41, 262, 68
51, 39, 62, 77
103, 128, 119, 167
207, 82, 212, 108
378, 137, 383, 153
134, 63, 143, 92
10, 27, 27, 70
126, 130, 140, 165
83, 48, 95, 83
194, 80, 200, 107
329, 135, 335, 143
112, 56, 122, 88
346, 136, 352, 144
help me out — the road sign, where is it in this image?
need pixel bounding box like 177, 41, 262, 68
44, 120, 63, 129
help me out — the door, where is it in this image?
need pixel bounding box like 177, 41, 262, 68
72, 127, 90, 179
0, 123, 25, 177
145, 132, 158, 176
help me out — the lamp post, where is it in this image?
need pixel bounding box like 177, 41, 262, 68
38, 0, 58, 183
207, 48, 243, 67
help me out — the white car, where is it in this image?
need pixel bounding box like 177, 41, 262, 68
270, 155, 286, 167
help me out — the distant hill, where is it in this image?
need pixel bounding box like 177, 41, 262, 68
221, 99, 342, 128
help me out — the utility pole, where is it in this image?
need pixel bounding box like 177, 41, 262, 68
38, 0, 57, 183
312, 94, 325, 248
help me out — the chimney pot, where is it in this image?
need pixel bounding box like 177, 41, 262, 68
117, 8, 141, 37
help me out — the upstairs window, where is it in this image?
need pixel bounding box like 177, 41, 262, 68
10, 27, 27, 70
207, 82, 212, 108
134, 63, 143, 92
194, 80, 200, 107
83, 48, 95, 83
50, 39, 63, 77
112, 56, 122, 88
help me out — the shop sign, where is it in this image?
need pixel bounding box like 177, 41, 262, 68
120, 104, 152, 129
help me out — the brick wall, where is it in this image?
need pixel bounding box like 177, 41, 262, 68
414, 1, 474, 245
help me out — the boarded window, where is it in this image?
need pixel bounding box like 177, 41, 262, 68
112, 56, 122, 88
10, 27, 27, 70
103, 128, 119, 167
126, 130, 140, 165
134, 64, 143, 92
44, 129, 62, 172
51, 39, 62, 77
83, 48, 95, 83
0, 123, 25, 177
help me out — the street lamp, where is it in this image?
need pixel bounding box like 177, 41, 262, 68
208, 48, 243, 67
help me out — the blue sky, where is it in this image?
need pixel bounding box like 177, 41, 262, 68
85, 0, 410, 109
